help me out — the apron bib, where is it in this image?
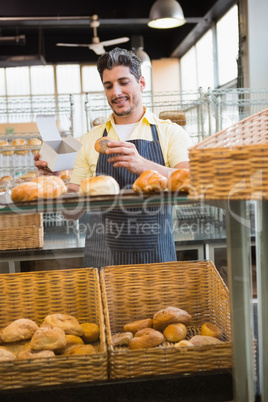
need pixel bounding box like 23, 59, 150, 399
83, 125, 176, 268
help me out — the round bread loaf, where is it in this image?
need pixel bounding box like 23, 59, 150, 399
153, 306, 192, 332
12, 138, 30, 155
133, 170, 168, 193
0, 175, 13, 183
190, 335, 223, 346
27, 138, 42, 146
32, 176, 67, 199
129, 328, 164, 350
167, 168, 190, 192
19, 171, 38, 181
1, 318, 39, 343
64, 344, 96, 356
43, 313, 83, 337
79, 175, 120, 196
94, 137, 113, 154
163, 323, 187, 342
123, 318, 153, 335
60, 169, 72, 182
81, 323, 100, 343
30, 326, 66, 351
200, 322, 222, 340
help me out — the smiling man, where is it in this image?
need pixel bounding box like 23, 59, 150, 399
35, 47, 193, 268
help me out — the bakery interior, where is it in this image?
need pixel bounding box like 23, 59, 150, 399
0, 0, 268, 401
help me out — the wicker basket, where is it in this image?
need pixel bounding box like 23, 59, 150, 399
0, 268, 107, 390
100, 261, 232, 380
159, 110, 186, 126
0, 213, 44, 250
189, 108, 268, 199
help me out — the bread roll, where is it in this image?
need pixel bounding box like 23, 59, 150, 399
123, 318, 153, 335
190, 335, 223, 346
112, 332, 133, 347
64, 344, 96, 356
1, 318, 39, 343
28, 138, 42, 155
163, 323, 187, 342
0, 347, 17, 361
1, 340, 30, 357
200, 323, 222, 340
92, 117, 107, 127
32, 176, 67, 199
174, 340, 193, 348
11, 181, 39, 202
94, 137, 113, 154
60, 170, 72, 182
133, 170, 167, 193
79, 175, 120, 196
18, 349, 55, 360
56, 334, 84, 354
129, 328, 164, 350
0, 175, 13, 183
30, 326, 66, 351
19, 171, 38, 181
43, 314, 83, 337
0, 140, 14, 156
12, 139, 30, 155
159, 111, 186, 126
167, 169, 190, 192
81, 323, 100, 343
153, 306, 192, 332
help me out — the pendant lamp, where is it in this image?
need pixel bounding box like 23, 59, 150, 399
148, 0, 186, 29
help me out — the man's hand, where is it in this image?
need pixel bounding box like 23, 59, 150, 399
34, 152, 60, 176
106, 140, 147, 175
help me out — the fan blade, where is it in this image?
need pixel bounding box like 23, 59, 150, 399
99, 37, 130, 47
88, 43, 106, 55
56, 43, 90, 48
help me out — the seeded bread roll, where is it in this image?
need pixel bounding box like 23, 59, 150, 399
94, 137, 113, 154
133, 170, 167, 193
123, 318, 153, 335
129, 328, 164, 350
153, 306, 192, 332
79, 175, 120, 196
1, 319, 39, 343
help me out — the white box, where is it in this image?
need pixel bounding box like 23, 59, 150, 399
36, 114, 81, 172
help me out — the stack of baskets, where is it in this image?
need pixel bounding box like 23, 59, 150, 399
188, 108, 268, 199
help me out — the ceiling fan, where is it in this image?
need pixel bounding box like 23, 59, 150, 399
56, 14, 129, 55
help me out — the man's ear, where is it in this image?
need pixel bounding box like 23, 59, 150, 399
140, 76, 146, 92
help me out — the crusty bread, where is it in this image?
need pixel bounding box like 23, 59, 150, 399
0, 347, 17, 361
19, 171, 38, 181
163, 323, 187, 342
200, 322, 222, 340
112, 332, 133, 347
1, 318, 39, 343
30, 326, 66, 351
174, 340, 193, 348
129, 328, 164, 350
133, 170, 167, 193
123, 318, 153, 335
80, 323, 100, 343
190, 335, 223, 346
60, 170, 72, 182
1, 340, 31, 357
153, 306, 192, 332
79, 175, 120, 196
43, 314, 84, 337
0, 141, 14, 156
94, 137, 113, 154
11, 181, 39, 202
12, 139, 30, 155
32, 176, 67, 199
64, 344, 96, 356
18, 349, 55, 360
167, 169, 190, 192
56, 334, 84, 354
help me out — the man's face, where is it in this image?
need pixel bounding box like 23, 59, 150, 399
102, 65, 145, 118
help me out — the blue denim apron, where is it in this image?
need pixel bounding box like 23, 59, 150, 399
83, 124, 176, 268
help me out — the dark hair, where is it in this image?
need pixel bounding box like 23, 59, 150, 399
97, 47, 142, 82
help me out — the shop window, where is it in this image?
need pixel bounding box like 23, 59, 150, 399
56, 64, 81, 94
30, 65, 55, 95
6, 66, 30, 95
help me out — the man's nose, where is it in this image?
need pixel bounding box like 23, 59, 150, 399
112, 83, 122, 97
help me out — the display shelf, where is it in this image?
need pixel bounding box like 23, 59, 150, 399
0, 190, 191, 215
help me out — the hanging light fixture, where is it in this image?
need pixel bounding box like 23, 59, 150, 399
131, 36, 151, 67
148, 0, 186, 29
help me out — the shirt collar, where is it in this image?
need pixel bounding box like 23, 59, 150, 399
106, 106, 157, 129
